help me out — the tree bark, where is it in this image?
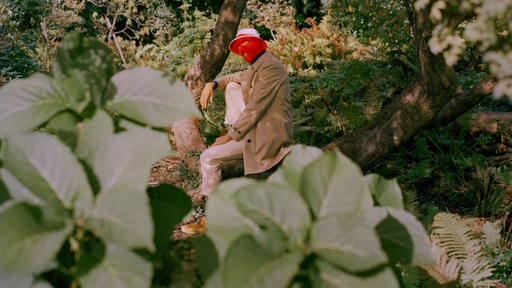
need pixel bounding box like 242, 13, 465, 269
429, 79, 495, 127
324, 4, 462, 171
170, 0, 248, 169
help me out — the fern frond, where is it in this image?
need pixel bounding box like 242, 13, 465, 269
430, 212, 497, 287
420, 265, 457, 287
460, 257, 495, 287
432, 213, 473, 260
428, 235, 460, 283
481, 219, 503, 248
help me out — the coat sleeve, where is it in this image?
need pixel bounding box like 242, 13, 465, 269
214, 72, 241, 90
228, 62, 286, 141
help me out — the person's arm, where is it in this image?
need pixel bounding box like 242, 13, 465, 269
199, 72, 242, 110
210, 134, 232, 147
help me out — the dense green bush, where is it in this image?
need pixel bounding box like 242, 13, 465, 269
203, 145, 433, 287
0, 33, 197, 287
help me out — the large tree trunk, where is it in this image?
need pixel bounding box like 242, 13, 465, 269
170, 0, 248, 169
324, 4, 465, 170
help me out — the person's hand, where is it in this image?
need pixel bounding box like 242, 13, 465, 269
211, 134, 231, 147
200, 82, 215, 109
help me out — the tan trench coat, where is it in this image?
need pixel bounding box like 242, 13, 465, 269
214, 51, 293, 175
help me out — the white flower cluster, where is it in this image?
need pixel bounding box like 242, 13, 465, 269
414, 0, 512, 99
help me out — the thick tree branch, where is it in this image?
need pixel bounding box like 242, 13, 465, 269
430, 78, 496, 127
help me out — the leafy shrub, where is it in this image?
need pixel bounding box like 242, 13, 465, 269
328, 0, 413, 59
202, 145, 434, 287
269, 16, 372, 75
0, 33, 198, 287
245, 1, 372, 75
0, 0, 45, 80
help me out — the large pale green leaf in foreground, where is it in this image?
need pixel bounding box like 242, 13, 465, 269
310, 216, 388, 272
87, 185, 154, 250
206, 178, 261, 259
53, 32, 115, 109
0, 74, 67, 138
0, 272, 53, 288
78, 243, 152, 288
222, 235, 302, 288
301, 149, 373, 219
1, 169, 41, 206
316, 260, 399, 288
0, 201, 73, 274
1, 133, 93, 216
75, 110, 114, 165
108, 67, 200, 127
235, 182, 311, 249
268, 145, 323, 191
365, 174, 403, 208
92, 128, 170, 192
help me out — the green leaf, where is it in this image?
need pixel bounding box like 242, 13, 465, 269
92, 128, 170, 192
375, 213, 414, 265
76, 236, 106, 277
205, 178, 261, 259
234, 182, 311, 250
203, 268, 223, 288
0, 272, 53, 288
310, 216, 388, 272
367, 207, 434, 266
268, 144, 323, 191
107, 67, 200, 127
0, 201, 73, 274
189, 235, 220, 280
365, 174, 403, 208
78, 243, 152, 288
0, 272, 33, 288
86, 185, 154, 251
1, 169, 41, 205
315, 260, 400, 288
46, 111, 81, 148
75, 110, 114, 165
223, 235, 302, 288
147, 184, 192, 254
53, 32, 115, 109
1, 133, 94, 217
301, 149, 373, 219
0, 74, 68, 138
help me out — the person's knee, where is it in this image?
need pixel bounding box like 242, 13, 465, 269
200, 148, 216, 165
226, 82, 241, 91
225, 82, 241, 99
199, 150, 209, 164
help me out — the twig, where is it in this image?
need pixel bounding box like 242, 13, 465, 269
105, 15, 128, 68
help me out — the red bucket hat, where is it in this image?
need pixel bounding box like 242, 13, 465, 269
229, 28, 267, 56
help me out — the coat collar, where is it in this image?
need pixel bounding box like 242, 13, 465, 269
250, 51, 270, 71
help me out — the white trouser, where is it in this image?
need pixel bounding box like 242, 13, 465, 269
200, 82, 246, 196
